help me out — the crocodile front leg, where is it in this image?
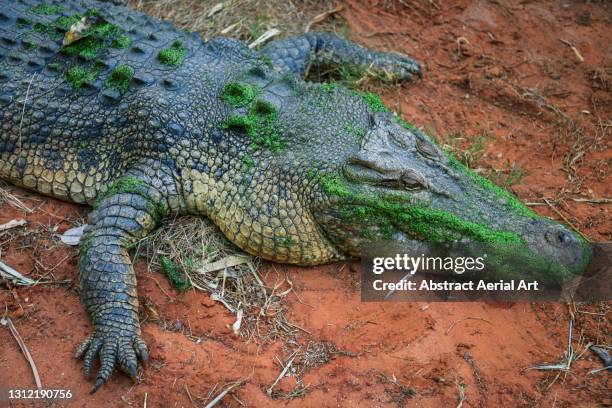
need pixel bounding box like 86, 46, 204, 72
75, 164, 182, 393
261, 32, 422, 80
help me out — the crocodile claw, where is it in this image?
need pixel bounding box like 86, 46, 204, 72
75, 330, 148, 394
379, 52, 422, 81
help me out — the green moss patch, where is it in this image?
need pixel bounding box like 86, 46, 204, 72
221, 82, 259, 108
62, 36, 105, 60
32, 22, 62, 39
30, 3, 63, 15
261, 55, 273, 68
321, 83, 339, 93
317, 173, 524, 245
87, 21, 122, 38
105, 64, 134, 94
48, 62, 61, 71
60, 20, 125, 60
111, 34, 132, 49
94, 176, 168, 224
31, 9, 129, 61
221, 84, 284, 153
157, 41, 186, 67
24, 41, 38, 51
222, 100, 284, 153
65, 60, 105, 90
362, 92, 389, 113
150, 201, 169, 224
318, 174, 351, 198
345, 124, 366, 140
17, 18, 32, 29
242, 154, 255, 171
445, 154, 536, 219
53, 15, 82, 31
94, 176, 148, 207
66, 65, 96, 90
160, 256, 191, 292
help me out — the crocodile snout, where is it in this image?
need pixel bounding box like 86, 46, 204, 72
545, 225, 577, 247
522, 219, 591, 276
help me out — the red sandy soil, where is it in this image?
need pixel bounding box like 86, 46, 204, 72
1, 1, 610, 407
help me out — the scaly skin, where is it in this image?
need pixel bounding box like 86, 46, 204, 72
0, 0, 590, 392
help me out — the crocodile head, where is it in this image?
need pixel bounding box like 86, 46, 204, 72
309, 109, 591, 284
218, 77, 590, 283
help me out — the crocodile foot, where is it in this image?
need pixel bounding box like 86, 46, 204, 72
371, 51, 423, 81
76, 328, 149, 394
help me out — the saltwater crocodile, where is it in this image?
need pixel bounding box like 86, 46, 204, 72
0, 0, 590, 392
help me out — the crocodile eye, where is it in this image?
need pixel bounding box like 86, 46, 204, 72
390, 130, 413, 149
415, 134, 442, 161
400, 169, 429, 190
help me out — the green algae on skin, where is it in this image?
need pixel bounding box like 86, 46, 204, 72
223, 105, 284, 153
261, 55, 274, 68
94, 176, 149, 207
79, 234, 92, 257
221, 86, 284, 153
17, 17, 32, 29
317, 173, 524, 245
62, 36, 104, 60
66, 65, 97, 90
444, 153, 537, 219
321, 83, 339, 93
60, 20, 126, 60
362, 92, 389, 113
150, 201, 169, 224
23, 40, 38, 51
158, 41, 186, 67
242, 154, 255, 171
33, 8, 129, 60
65, 61, 106, 90
32, 22, 63, 40
48, 62, 61, 71
30, 3, 63, 15
111, 34, 132, 49
93, 175, 168, 223
105, 64, 134, 95
221, 82, 259, 108
345, 124, 366, 140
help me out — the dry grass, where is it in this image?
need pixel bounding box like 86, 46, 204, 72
139, 216, 301, 343
125, 0, 338, 45
267, 339, 361, 400
0, 181, 34, 214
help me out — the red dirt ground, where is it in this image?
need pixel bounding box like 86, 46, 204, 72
1, 1, 610, 407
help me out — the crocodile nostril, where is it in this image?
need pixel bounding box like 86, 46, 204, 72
545, 229, 573, 246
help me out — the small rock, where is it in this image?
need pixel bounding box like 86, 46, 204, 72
487, 66, 503, 78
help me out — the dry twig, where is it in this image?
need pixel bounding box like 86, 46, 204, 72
445, 317, 492, 335
204, 378, 249, 408
559, 39, 584, 62
1, 311, 43, 389
0, 259, 35, 286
